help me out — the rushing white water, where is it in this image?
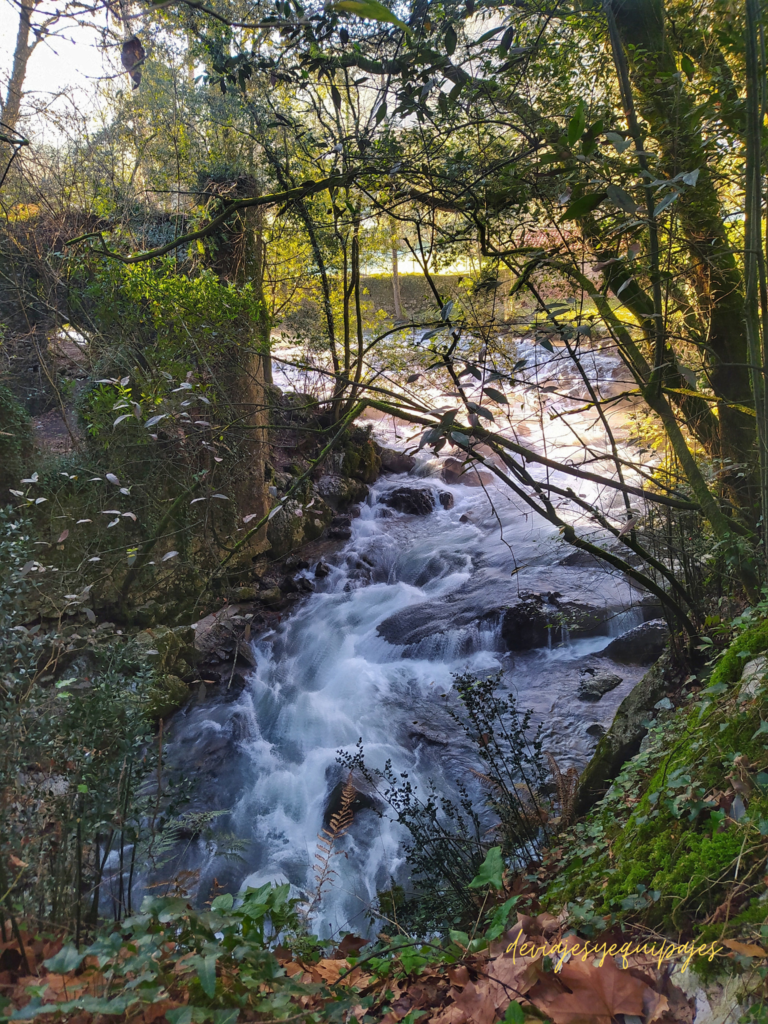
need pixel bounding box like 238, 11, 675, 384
162, 434, 651, 936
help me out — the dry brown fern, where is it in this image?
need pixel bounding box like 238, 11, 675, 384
546, 752, 579, 826
305, 773, 356, 916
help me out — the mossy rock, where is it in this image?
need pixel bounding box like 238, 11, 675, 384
574, 654, 672, 814
125, 625, 197, 678
342, 429, 381, 484
267, 496, 332, 557
709, 618, 768, 687
0, 384, 33, 499
146, 673, 190, 719
549, 621, 768, 936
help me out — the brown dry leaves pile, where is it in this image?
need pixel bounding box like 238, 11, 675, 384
0, 913, 745, 1024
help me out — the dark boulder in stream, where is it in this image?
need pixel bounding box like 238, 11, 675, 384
323, 779, 380, 826
601, 618, 669, 664
379, 487, 435, 514
380, 447, 416, 474
577, 668, 623, 702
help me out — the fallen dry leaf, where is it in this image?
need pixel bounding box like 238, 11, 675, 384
143, 999, 181, 1023
722, 939, 768, 958
642, 986, 669, 1023
450, 978, 498, 1024
529, 954, 649, 1024
486, 955, 541, 1003
448, 965, 470, 988
430, 1004, 469, 1024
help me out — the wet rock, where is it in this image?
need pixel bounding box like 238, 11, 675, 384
441, 457, 493, 487
575, 653, 675, 814
601, 619, 669, 665
233, 586, 258, 602
438, 491, 454, 509
586, 723, 605, 738
380, 447, 416, 474
327, 514, 353, 540
407, 723, 451, 746
500, 597, 553, 650
378, 566, 633, 653
279, 575, 299, 594
323, 780, 379, 826
315, 561, 331, 578
380, 487, 435, 515
260, 586, 285, 607
285, 555, 309, 571
296, 577, 315, 593
317, 473, 369, 510
578, 668, 623, 702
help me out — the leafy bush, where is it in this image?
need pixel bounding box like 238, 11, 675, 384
339, 672, 549, 933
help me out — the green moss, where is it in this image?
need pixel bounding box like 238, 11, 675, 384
544, 619, 768, 938
710, 618, 768, 687
145, 673, 190, 719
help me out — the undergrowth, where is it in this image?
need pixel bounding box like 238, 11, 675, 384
542, 618, 768, 963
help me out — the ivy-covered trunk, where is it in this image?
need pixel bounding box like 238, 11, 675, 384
608, 0, 757, 480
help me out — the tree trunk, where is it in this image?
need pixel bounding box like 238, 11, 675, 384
608, 0, 757, 478
390, 218, 403, 320
1, 1, 38, 134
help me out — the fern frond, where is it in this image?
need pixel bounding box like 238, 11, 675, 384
303, 772, 357, 918
546, 752, 578, 826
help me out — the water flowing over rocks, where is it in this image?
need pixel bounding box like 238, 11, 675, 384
156, 397, 660, 929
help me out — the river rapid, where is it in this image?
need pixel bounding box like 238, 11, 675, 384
160, 337, 660, 936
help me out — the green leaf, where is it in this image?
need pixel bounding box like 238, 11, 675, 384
331, 84, 342, 110
539, 338, 554, 352
653, 191, 679, 217
560, 193, 605, 221
752, 719, 768, 739
213, 1012, 239, 1024
468, 846, 504, 889
499, 25, 516, 55
567, 100, 586, 146
484, 386, 508, 405
680, 53, 695, 80
606, 184, 638, 214
44, 945, 85, 974
485, 895, 519, 940
440, 299, 454, 321
195, 954, 218, 999
211, 893, 234, 912
445, 24, 457, 56
166, 1010, 194, 1024
682, 168, 700, 186
503, 1003, 525, 1024
605, 131, 631, 154
328, 0, 411, 34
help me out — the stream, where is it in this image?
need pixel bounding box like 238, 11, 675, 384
156, 338, 660, 935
